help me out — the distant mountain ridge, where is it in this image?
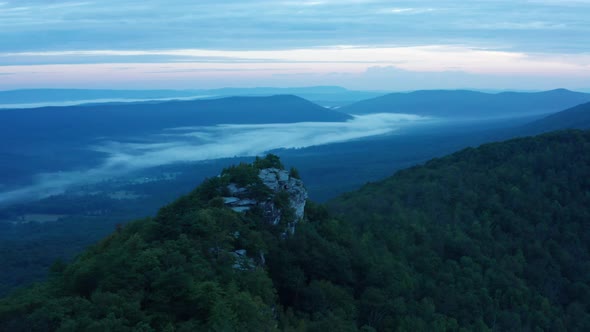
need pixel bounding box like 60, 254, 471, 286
521, 101, 590, 134
0, 94, 351, 142
340, 89, 590, 118
0, 86, 384, 108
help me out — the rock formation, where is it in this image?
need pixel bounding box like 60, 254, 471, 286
222, 167, 308, 234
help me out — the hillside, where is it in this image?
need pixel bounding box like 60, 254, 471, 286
329, 130, 590, 330
522, 101, 590, 134
0, 95, 351, 143
340, 89, 590, 118
1, 132, 590, 331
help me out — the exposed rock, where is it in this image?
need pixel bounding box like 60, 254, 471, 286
224, 197, 258, 213
231, 206, 251, 213
259, 168, 281, 191
261, 200, 282, 226
223, 197, 240, 204
231, 249, 255, 270
235, 199, 258, 206
258, 168, 307, 221
223, 197, 258, 206
219, 164, 309, 271
222, 167, 308, 235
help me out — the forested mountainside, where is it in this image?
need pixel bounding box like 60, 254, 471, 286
340, 89, 590, 118
1, 131, 590, 331
330, 130, 590, 331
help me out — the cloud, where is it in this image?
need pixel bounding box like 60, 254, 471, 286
378, 7, 436, 14
343, 65, 590, 91
0, 0, 589, 54
0, 45, 588, 90
465, 21, 566, 30
0, 95, 217, 109
0, 0, 588, 89
4, 45, 590, 75
0, 113, 430, 204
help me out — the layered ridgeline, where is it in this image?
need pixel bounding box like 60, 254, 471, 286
0, 95, 351, 143
340, 89, 590, 118
0, 87, 382, 107
2, 132, 590, 331
522, 101, 590, 134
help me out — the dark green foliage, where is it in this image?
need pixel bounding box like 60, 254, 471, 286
221, 163, 260, 187
220, 162, 273, 200
2, 130, 590, 331
329, 129, 590, 330
289, 167, 301, 179
274, 191, 296, 224
254, 154, 285, 170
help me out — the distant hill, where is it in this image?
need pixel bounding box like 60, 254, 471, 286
521, 101, 590, 134
0, 95, 351, 143
206, 86, 385, 107
340, 89, 590, 118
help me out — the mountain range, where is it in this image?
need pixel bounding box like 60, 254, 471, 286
0, 86, 384, 108
340, 89, 590, 119
0, 95, 351, 142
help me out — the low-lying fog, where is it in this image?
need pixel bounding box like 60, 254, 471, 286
0, 95, 215, 109
0, 113, 431, 205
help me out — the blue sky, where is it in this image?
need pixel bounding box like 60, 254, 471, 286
0, 0, 589, 90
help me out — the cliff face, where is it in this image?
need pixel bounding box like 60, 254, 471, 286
222, 167, 307, 234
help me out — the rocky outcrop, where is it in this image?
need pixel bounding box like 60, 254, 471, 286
231, 249, 255, 270
222, 168, 308, 234
259, 168, 307, 221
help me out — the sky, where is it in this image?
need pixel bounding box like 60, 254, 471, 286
0, 0, 589, 91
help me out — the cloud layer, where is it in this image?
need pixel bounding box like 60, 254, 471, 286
1, 0, 589, 53
0, 113, 430, 204
1, 46, 589, 90
0, 0, 589, 90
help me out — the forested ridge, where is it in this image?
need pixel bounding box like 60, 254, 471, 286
1, 130, 590, 331
329, 129, 590, 330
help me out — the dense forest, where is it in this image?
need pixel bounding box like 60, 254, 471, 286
1, 131, 589, 331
